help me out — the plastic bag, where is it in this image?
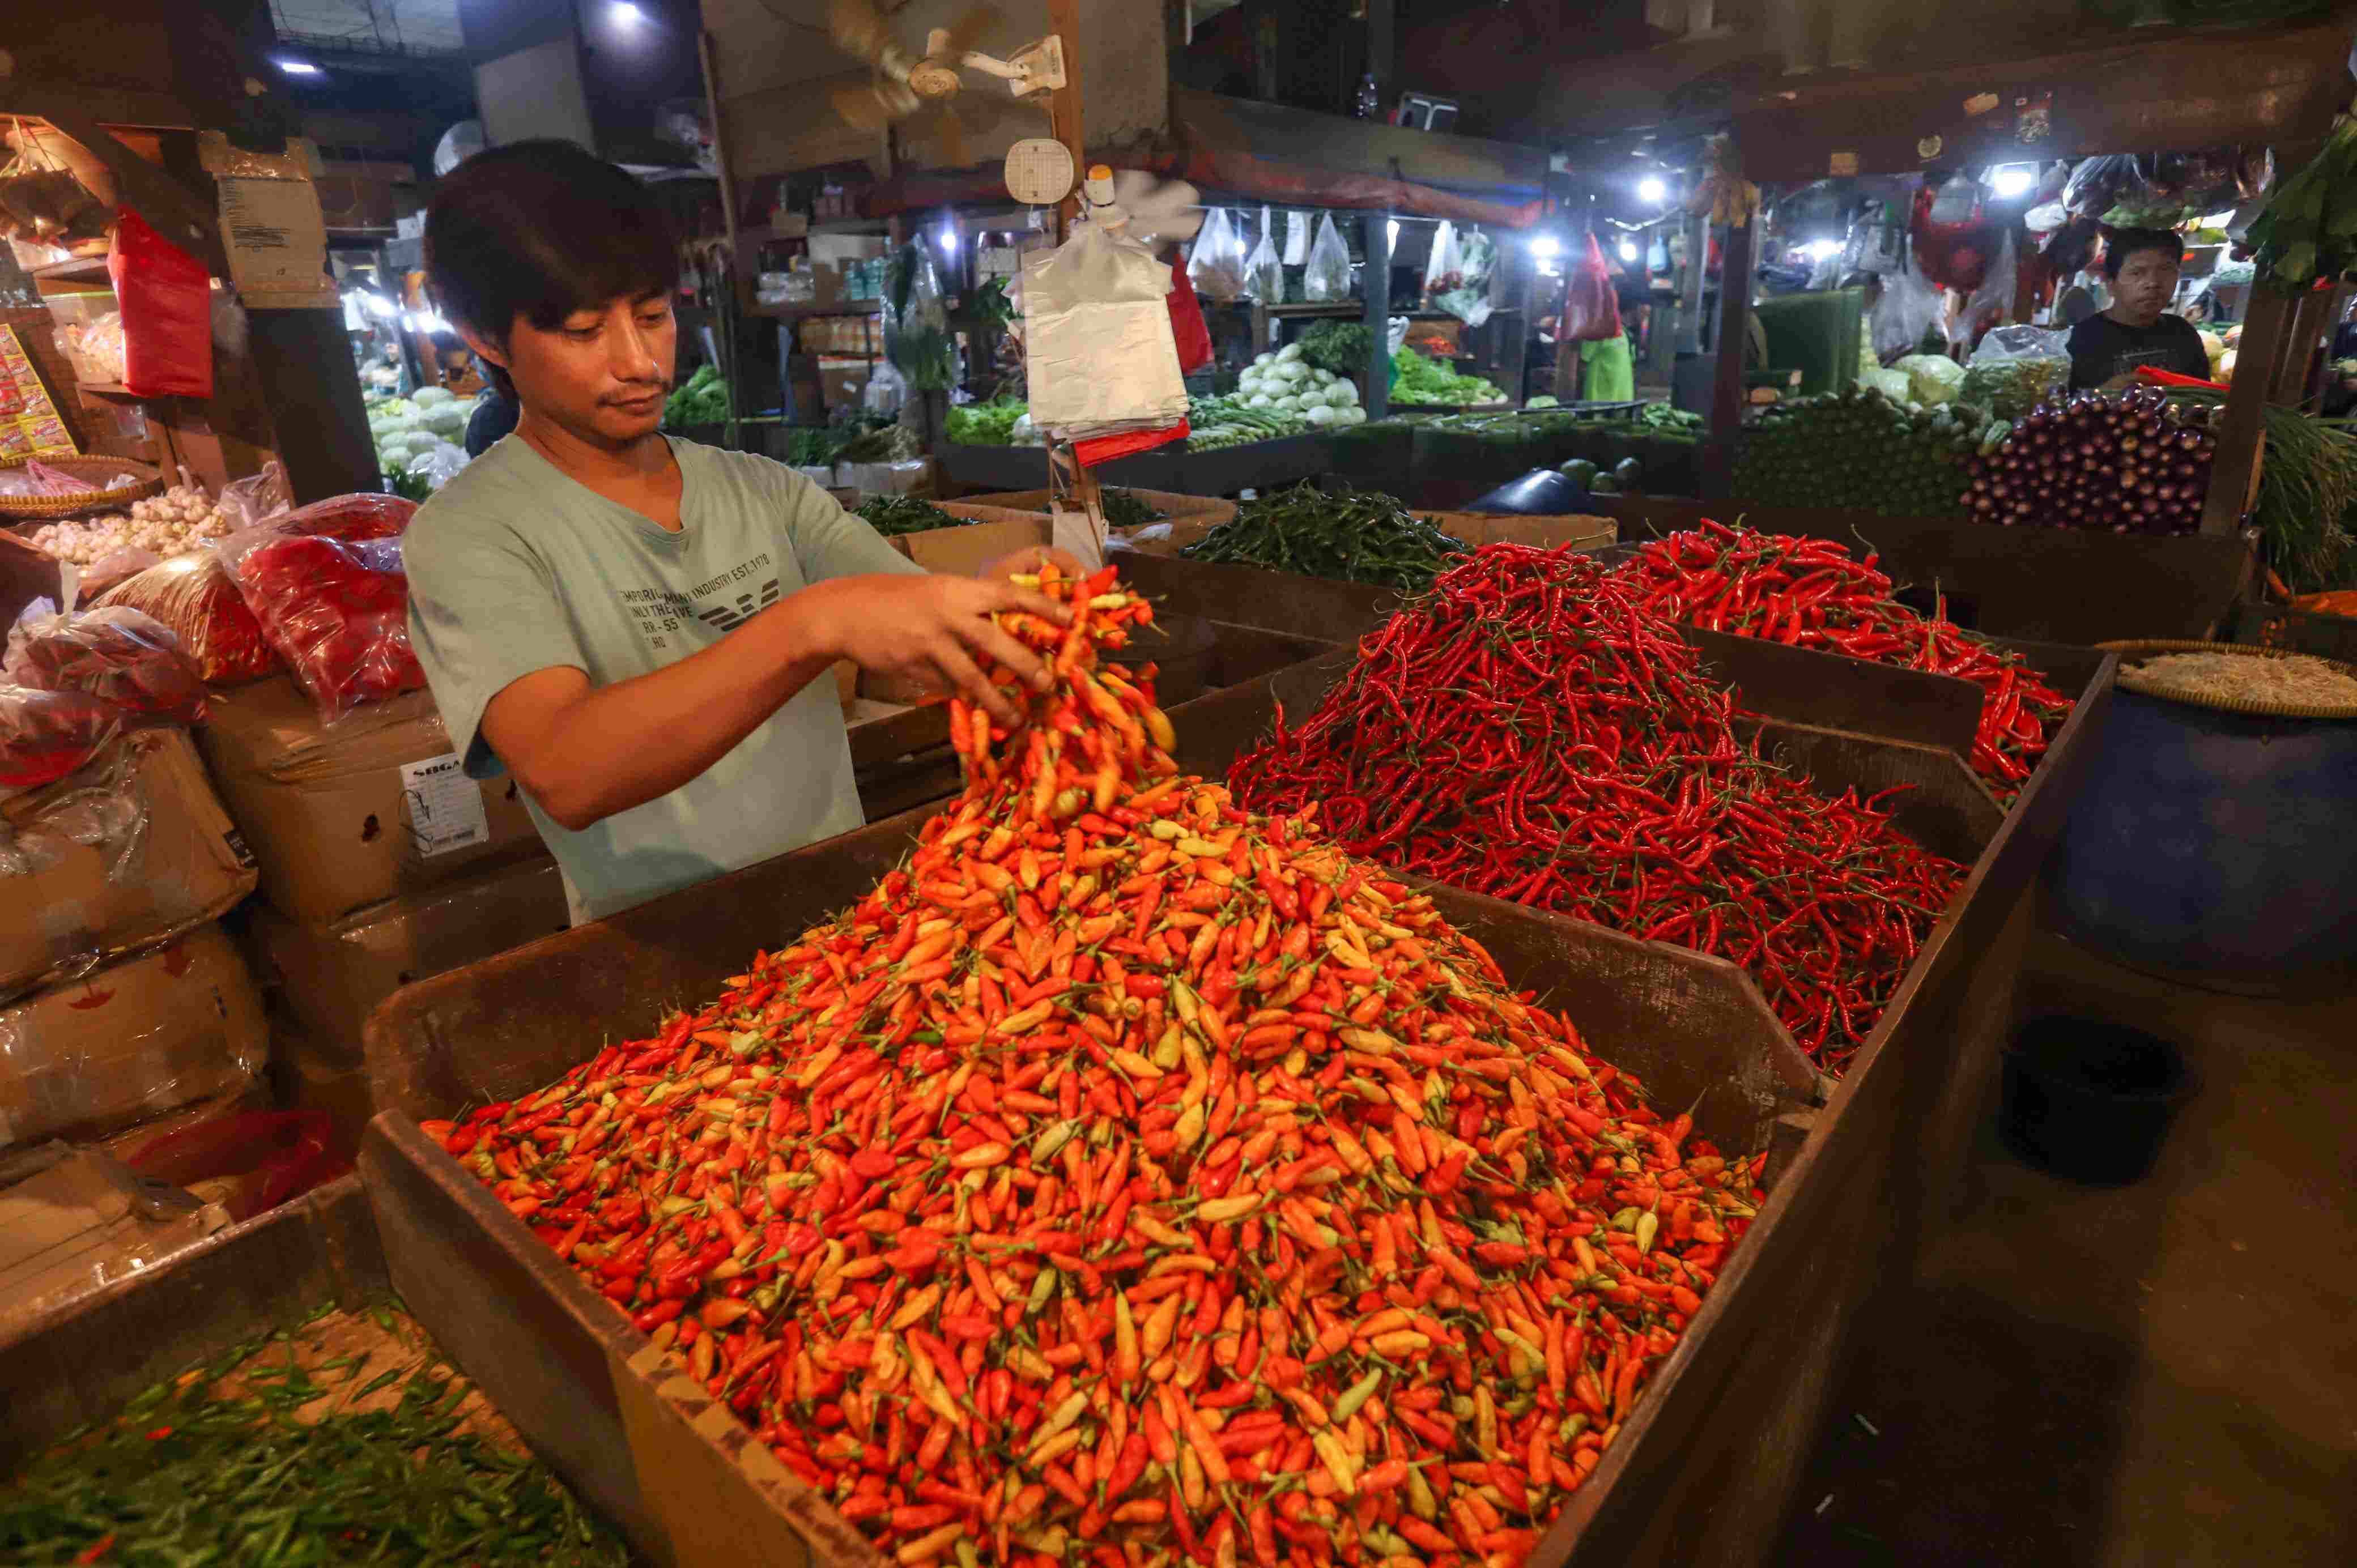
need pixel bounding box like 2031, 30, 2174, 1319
216, 529, 423, 722
0, 731, 151, 887
1425, 223, 1496, 327
1283, 210, 1309, 266
1562, 233, 1624, 343
1927, 173, 1983, 227
1244, 207, 1283, 303
2062, 154, 2153, 220
1165, 257, 1213, 374
1871, 250, 1945, 360
1947, 229, 2017, 352
1020, 220, 1189, 441
1892, 353, 1965, 406
1186, 207, 1248, 303
5, 599, 207, 723
0, 685, 120, 792
124, 1109, 347, 1224
93, 555, 275, 685
1911, 181, 1997, 293
862, 359, 907, 418
216, 461, 293, 530
1960, 323, 2070, 417
1304, 214, 1353, 302
108, 206, 212, 398
883, 242, 956, 390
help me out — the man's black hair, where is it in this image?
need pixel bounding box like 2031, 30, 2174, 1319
424, 139, 678, 397
2101, 227, 2182, 280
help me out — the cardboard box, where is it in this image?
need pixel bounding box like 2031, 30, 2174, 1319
249, 854, 571, 1063
858, 511, 1054, 702
195, 677, 543, 924
2, 731, 260, 1002
0, 1146, 233, 1341
950, 488, 1239, 535
0, 923, 266, 1153
818, 357, 869, 410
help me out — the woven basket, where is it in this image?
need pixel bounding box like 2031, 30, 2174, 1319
2100, 638, 2357, 721
0, 457, 164, 519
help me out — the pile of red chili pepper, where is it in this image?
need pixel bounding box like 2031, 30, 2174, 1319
428, 560, 1766, 1568
1229, 543, 1967, 1071
1608, 519, 2074, 805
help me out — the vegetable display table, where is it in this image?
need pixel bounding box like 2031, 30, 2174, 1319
935, 434, 1335, 499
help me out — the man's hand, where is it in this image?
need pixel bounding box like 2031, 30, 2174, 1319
805, 572, 1070, 723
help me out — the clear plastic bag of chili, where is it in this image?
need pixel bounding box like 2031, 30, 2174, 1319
0, 685, 122, 792
92, 491, 416, 689
3, 598, 209, 723
215, 525, 424, 724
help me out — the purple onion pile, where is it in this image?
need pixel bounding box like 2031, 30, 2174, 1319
1967, 386, 2219, 535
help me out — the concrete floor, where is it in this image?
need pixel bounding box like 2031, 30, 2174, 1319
1769, 933, 2357, 1568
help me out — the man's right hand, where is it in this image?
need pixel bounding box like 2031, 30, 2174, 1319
803, 572, 1071, 724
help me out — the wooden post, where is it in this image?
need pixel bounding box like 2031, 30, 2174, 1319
2269, 282, 2331, 407
2200, 284, 2294, 536
1700, 215, 1756, 500
1363, 210, 1392, 419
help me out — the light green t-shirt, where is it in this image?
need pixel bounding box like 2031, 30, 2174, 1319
404, 435, 920, 923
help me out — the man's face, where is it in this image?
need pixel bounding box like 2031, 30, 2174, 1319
474, 292, 676, 445
2112, 249, 2181, 325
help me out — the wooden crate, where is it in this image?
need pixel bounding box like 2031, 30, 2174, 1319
360, 801, 1818, 1568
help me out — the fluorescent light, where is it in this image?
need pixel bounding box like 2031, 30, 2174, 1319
1529, 235, 1560, 258
939, 224, 959, 253
611, 1, 648, 24
363, 292, 398, 318
1802, 238, 1842, 262
1618, 240, 1639, 262
1386, 219, 1399, 246
1637, 177, 1667, 204
1990, 164, 2036, 199
275, 58, 322, 76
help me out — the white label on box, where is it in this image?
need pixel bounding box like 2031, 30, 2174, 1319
398, 753, 491, 858
216, 177, 337, 308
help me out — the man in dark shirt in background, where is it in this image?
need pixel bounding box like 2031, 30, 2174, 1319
2067, 228, 2211, 390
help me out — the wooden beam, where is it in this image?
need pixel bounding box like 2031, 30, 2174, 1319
2201, 284, 2293, 537
1169, 88, 1546, 195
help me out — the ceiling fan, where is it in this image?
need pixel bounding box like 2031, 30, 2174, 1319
825, 0, 1067, 167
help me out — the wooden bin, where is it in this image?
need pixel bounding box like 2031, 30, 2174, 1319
358, 802, 1828, 1568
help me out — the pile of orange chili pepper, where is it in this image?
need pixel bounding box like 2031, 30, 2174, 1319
427, 561, 1765, 1568
1229, 544, 1966, 1071
1609, 518, 2074, 806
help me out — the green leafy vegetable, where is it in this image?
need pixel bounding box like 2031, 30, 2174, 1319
1295, 319, 1375, 377
663, 363, 730, 427
947, 398, 1030, 446
1099, 488, 1167, 530
1389, 347, 1506, 407
856, 495, 969, 536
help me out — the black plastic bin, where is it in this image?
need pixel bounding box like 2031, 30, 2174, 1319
1999, 1016, 2196, 1186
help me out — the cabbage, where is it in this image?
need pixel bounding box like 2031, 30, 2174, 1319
412, 386, 456, 408
1276, 361, 1311, 384
1276, 343, 1303, 364
1892, 354, 1965, 406
1860, 367, 1912, 403
1252, 352, 1275, 368
1330, 380, 1360, 406
1248, 393, 1274, 408
1304, 404, 1338, 426
1313, 369, 1336, 386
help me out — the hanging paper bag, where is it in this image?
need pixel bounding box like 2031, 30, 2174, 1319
1186, 206, 1247, 302
1304, 214, 1354, 302
109, 207, 213, 398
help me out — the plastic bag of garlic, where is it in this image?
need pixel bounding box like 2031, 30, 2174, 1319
26, 484, 235, 570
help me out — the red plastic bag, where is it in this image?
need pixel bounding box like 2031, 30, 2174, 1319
1165, 259, 1214, 374
1562, 233, 1624, 344
0, 685, 120, 791
91, 492, 414, 688
123, 1109, 349, 1224
218, 530, 424, 721
108, 206, 213, 399
1910, 180, 1999, 295
3, 601, 207, 723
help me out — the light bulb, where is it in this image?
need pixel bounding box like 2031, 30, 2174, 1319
1618, 240, 1638, 262
1638, 177, 1667, 204
1990, 164, 2036, 199
1529, 235, 1560, 258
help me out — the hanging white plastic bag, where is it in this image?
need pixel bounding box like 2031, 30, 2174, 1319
1186, 207, 1248, 302
1304, 214, 1353, 302
1423, 221, 1462, 308
1244, 207, 1283, 303
1022, 221, 1189, 440
1283, 210, 1309, 266
1871, 246, 1945, 362
1424, 222, 1495, 326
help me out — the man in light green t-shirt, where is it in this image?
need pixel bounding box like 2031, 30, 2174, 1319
406, 140, 1065, 922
